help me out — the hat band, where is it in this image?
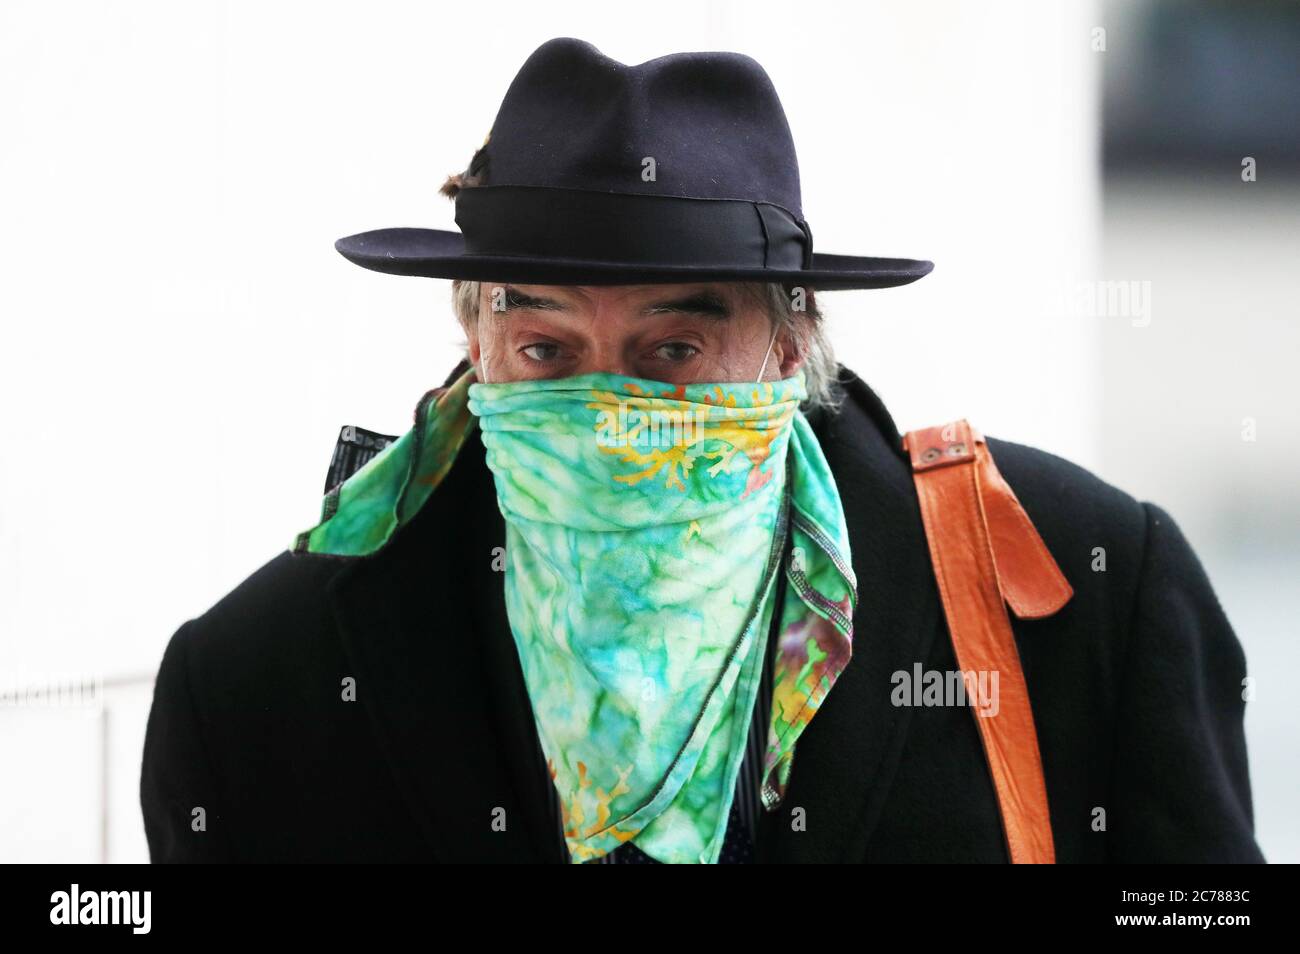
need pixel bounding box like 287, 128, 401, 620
454, 185, 813, 271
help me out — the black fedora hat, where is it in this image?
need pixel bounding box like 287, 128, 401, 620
335, 37, 933, 291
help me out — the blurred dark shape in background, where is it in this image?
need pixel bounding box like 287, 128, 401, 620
1104, 0, 1300, 174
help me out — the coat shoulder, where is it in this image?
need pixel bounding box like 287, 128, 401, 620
167, 548, 352, 694
827, 366, 1156, 597
981, 434, 1151, 594
194, 547, 345, 631
984, 435, 1147, 543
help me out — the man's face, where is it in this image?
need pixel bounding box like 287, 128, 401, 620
466, 282, 801, 385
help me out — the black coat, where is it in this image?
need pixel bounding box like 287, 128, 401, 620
139, 362, 1266, 863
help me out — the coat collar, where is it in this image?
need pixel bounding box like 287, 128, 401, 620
326, 362, 941, 862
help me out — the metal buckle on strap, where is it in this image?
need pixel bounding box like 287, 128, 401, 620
902, 420, 975, 472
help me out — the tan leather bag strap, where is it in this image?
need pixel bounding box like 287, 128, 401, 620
901, 420, 1071, 864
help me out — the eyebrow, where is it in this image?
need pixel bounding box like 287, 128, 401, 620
496, 286, 569, 312
493, 285, 733, 319
641, 291, 732, 319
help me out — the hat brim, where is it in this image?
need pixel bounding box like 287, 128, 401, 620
334, 228, 932, 291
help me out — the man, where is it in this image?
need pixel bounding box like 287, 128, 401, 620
140, 37, 1264, 863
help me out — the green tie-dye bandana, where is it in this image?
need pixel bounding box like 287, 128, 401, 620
292, 363, 857, 864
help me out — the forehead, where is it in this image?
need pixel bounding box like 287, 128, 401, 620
480, 282, 764, 313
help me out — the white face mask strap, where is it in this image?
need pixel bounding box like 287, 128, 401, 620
755, 321, 780, 382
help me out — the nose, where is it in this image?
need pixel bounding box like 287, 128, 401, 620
571, 288, 641, 376
572, 342, 637, 378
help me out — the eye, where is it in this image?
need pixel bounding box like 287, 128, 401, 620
520, 342, 563, 363
651, 341, 700, 362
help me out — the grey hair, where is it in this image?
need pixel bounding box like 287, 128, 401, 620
449, 279, 843, 414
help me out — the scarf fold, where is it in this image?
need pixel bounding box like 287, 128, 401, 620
292, 363, 857, 863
